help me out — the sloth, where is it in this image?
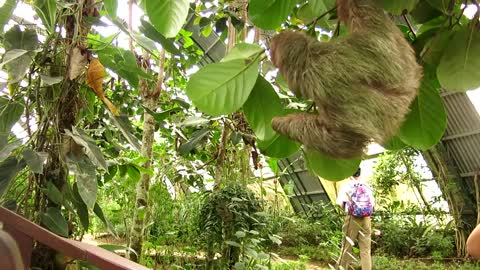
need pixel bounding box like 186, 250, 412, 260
269, 0, 423, 159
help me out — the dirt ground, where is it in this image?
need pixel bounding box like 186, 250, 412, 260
81, 234, 327, 269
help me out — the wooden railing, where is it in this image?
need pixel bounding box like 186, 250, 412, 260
0, 207, 151, 270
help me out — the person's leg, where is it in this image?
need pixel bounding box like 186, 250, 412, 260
358, 217, 372, 270
338, 216, 360, 269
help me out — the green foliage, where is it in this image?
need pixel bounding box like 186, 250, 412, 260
373, 256, 480, 270
305, 149, 361, 181
2, 25, 39, 82
375, 0, 419, 14
185, 43, 263, 116
256, 134, 300, 159
33, 0, 57, 33
103, 0, 117, 19
197, 182, 272, 268
275, 202, 343, 262
40, 207, 69, 237
145, 0, 190, 38
249, 0, 297, 30
0, 0, 16, 34
398, 71, 447, 150
374, 214, 454, 258
271, 256, 308, 270
243, 76, 283, 142
437, 25, 480, 92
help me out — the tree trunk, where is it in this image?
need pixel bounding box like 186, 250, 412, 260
129, 50, 165, 262
422, 144, 475, 257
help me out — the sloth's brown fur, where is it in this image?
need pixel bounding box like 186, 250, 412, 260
269, 0, 423, 159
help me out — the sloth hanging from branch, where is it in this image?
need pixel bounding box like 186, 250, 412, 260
269, 0, 423, 159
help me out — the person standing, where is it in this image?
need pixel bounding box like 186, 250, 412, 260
336, 168, 375, 270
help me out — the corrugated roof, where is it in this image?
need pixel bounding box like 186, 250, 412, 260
441, 91, 480, 178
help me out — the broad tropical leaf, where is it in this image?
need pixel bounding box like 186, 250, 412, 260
375, 0, 419, 14
243, 76, 283, 141
40, 207, 69, 237
257, 134, 300, 159
94, 203, 117, 236
42, 182, 63, 205
398, 73, 446, 150
0, 157, 26, 196
249, 0, 297, 30
146, 0, 190, 38
437, 26, 480, 91
0, 141, 21, 162
304, 149, 361, 181
382, 136, 407, 151
179, 129, 210, 156
103, 0, 117, 18
22, 149, 48, 174
0, 0, 16, 34
34, 0, 57, 33
65, 127, 108, 170
3, 26, 39, 82
69, 154, 97, 209
139, 19, 181, 55
186, 44, 262, 116
0, 101, 24, 133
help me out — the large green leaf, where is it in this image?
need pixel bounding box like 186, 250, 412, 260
0, 0, 16, 34
3, 26, 39, 82
69, 154, 98, 209
146, 0, 190, 38
0, 49, 29, 68
103, 0, 117, 18
398, 73, 446, 150
22, 149, 48, 174
0, 157, 26, 196
382, 136, 407, 151
421, 30, 453, 67
139, 19, 181, 55
243, 76, 283, 141
0, 141, 21, 162
221, 43, 264, 62
257, 134, 300, 159
410, 0, 443, 24
42, 182, 63, 206
65, 127, 108, 170
0, 100, 24, 133
186, 45, 262, 116
109, 114, 142, 151
249, 0, 297, 30
34, 0, 57, 33
304, 150, 361, 181
426, 0, 450, 14
40, 207, 69, 237
179, 128, 210, 156
437, 26, 480, 92
71, 183, 90, 230
296, 0, 328, 24
94, 203, 117, 236
143, 106, 182, 122
97, 47, 152, 89
4, 25, 39, 51
375, 0, 419, 14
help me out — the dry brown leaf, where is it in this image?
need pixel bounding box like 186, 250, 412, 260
68, 47, 87, 80
86, 58, 119, 116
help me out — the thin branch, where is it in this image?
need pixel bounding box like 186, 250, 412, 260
403, 14, 417, 39
306, 6, 337, 27
454, 2, 468, 26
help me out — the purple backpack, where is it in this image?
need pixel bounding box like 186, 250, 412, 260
347, 183, 374, 217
